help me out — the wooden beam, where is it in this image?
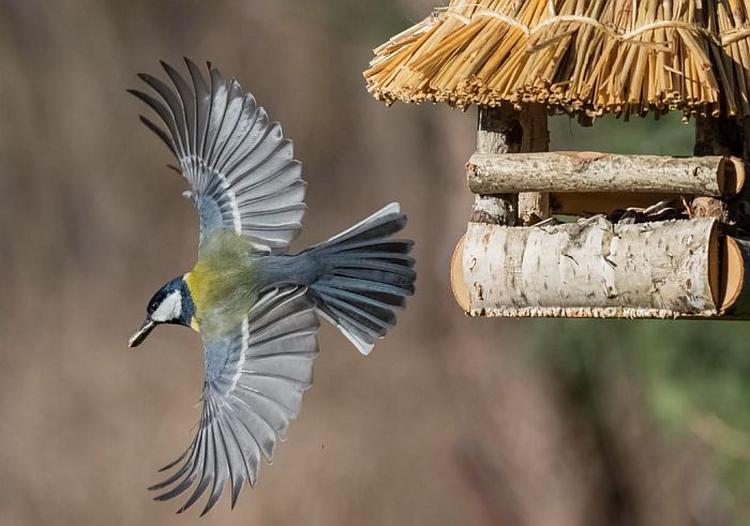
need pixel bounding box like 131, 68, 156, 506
451, 217, 727, 318
467, 151, 745, 197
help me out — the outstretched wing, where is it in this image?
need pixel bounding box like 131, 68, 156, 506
129, 59, 306, 253
150, 287, 319, 515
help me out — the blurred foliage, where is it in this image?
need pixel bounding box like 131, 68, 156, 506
530, 113, 750, 521
550, 112, 695, 155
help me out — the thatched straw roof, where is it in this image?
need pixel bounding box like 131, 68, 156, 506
364, 0, 750, 118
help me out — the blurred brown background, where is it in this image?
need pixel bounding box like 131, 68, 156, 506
3, 1, 750, 525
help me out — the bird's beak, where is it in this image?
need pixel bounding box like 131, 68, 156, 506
129, 319, 156, 348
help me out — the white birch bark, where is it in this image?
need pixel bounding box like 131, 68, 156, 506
453, 217, 722, 318
467, 152, 744, 197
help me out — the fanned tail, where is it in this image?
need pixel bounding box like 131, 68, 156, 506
305, 203, 415, 355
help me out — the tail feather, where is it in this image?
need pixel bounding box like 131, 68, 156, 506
326, 241, 413, 256
305, 202, 415, 355
321, 202, 403, 246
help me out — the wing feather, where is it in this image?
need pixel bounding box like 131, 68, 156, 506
212, 82, 245, 167
187, 60, 211, 161
160, 60, 196, 155
127, 89, 180, 151
216, 95, 258, 172
138, 73, 189, 157
222, 108, 269, 180
131, 59, 305, 252
214, 412, 246, 508
205, 68, 230, 164
150, 287, 319, 514
202, 403, 230, 516
138, 115, 175, 155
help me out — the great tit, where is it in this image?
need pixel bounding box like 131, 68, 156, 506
128, 59, 415, 515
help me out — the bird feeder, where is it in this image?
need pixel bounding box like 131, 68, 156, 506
365, 0, 750, 319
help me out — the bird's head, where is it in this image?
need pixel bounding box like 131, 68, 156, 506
129, 275, 195, 348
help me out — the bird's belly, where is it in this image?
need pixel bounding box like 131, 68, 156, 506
198, 307, 249, 340
189, 271, 260, 339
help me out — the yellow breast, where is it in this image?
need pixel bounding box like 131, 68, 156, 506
184, 270, 206, 331
184, 230, 258, 337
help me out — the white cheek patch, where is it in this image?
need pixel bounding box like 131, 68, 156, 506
152, 291, 182, 322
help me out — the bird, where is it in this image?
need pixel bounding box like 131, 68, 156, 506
127, 58, 415, 515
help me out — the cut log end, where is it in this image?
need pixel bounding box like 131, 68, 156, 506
451, 235, 470, 312
718, 156, 746, 197
720, 236, 744, 313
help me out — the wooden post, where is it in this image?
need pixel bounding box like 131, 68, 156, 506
739, 118, 750, 232
471, 104, 550, 226
693, 117, 743, 223
517, 103, 550, 225
471, 105, 521, 226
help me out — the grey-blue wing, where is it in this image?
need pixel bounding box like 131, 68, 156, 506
150, 287, 319, 515
129, 59, 306, 253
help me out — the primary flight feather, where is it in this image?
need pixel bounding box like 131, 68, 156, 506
128, 59, 416, 515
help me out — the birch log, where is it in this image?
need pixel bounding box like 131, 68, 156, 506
452, 218, 724, 318
467, 152, 745, 197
